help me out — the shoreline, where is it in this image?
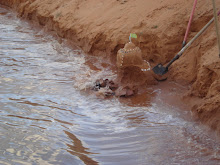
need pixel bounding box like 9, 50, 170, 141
1, 0, 220, 134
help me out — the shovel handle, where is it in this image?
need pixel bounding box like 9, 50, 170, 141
165, 54, 180, 69
157, 9, 220, 74
179, 9, 220, 57
178, 15, 218, 57
166, 9, 220, 69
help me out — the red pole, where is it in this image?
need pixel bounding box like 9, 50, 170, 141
183, 0, 198, 47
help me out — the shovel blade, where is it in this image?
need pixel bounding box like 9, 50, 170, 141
152, 64, 168, 75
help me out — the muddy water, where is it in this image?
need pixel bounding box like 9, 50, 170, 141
1, 7, 220, 165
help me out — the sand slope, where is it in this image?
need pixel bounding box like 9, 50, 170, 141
1, 0, 220, 133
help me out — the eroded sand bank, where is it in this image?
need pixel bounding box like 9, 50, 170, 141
1, 0, 220, 133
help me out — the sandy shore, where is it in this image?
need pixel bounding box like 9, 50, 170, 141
1, 0, 220, 133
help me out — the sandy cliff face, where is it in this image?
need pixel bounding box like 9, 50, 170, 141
1, 0, 220, 133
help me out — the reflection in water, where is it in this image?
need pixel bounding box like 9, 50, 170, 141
65, 130, 99, 165
0, 6, 220, 165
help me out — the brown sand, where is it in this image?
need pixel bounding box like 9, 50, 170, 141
1, 0, 220, 133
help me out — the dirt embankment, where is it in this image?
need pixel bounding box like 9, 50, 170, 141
1, 0, 220, 133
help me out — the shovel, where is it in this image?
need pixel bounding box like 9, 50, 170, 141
153, 9, 220, 75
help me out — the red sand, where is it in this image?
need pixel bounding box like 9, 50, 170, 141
1, 0, 220, 133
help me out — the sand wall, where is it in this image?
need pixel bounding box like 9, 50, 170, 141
1, 0, 220, 133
